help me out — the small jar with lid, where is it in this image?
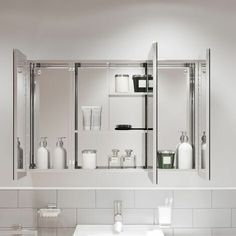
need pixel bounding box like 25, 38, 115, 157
82, 150, 97, 169
157, 150, 175, 169
115, 74, 129, 93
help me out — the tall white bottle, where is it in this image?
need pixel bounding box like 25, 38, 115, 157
36, 137, 50, 169
177, 132, 193, 169
201, 131, 207, 169
53, 137, 67, 169
17, 137, 23, 169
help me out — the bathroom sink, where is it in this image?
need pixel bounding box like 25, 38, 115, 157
73, 225, 164, 236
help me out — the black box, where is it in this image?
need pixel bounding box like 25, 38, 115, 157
132, 75, 153, 92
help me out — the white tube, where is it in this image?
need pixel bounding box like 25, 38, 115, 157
81, 106, 92, 130
91, 106, 102, 130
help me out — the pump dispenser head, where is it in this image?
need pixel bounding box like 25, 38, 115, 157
17, 137, 20, 146
39, 137, 48, 147
180, 131, 189, 143
201, 131, 206, 143
56, 137, 66, 147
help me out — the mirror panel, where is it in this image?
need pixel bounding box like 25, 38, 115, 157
198, 49, 211, 179
147, 42, 157, 183
158, 68, 190, 150
13, 49, 30, 179
33, 65, 74, 169
157, 64, 195, 170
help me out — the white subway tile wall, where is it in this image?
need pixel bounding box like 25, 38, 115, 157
0, 190, 236, 235
18, 190, 57, 208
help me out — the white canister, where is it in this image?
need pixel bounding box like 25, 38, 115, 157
82, 150, 97, 169
115, 74, 129, 93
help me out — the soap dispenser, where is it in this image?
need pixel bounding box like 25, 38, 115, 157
17, 137, 23, 169
37, 137, 50, 169
177, 132, 193, 169
53, 137, 67, 169
201, 131, 207, 169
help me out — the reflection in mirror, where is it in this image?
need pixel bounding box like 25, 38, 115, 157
158, 68, 189, 150
158, 66, 194, 169
199, 64, 207, 170
13, 49, 30, 177
33, 65, 74, 169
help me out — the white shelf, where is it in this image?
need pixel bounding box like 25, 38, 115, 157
77, 130, 146, 134
28, 169, 74, 173
28, 168, 146, 173
109, 93, 152, 97
158, 168, 197, 173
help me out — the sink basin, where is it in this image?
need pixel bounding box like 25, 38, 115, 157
73, 225, 164, 236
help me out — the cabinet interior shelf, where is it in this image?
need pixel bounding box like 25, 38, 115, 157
109, 93, 153, 97
158, 168, 197, 172
27, 167, 147, 173
26, 168, 197, 174
74, 130, 149, 134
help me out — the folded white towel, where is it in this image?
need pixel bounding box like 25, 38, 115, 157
145, 229, 164, 236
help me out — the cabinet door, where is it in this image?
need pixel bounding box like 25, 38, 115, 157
198, 49, 211, 180
13, 49, 30, 179
147, 42, 158, 184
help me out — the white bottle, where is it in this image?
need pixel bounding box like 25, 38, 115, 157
201, 131, 207, 169
17, 137, 24, 169
36, 137, 50, 169
177, 132, 193, 169
53, 137, 67, 169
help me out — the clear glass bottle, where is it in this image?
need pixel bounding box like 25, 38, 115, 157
108, 149, 121, 168
121, 149, 136, 168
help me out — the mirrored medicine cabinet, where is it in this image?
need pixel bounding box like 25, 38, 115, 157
13, 43, 211, 184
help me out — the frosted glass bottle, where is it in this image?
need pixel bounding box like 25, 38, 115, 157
37, 137, 50, 169
177, 132, 193, 169
53, 137, 67, 169
201, 131, 207, 169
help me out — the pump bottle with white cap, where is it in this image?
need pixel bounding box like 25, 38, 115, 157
36, 137, 50, 169
53, 137, 67, 169
177, 132, 193, 169
201, 131, 207, 169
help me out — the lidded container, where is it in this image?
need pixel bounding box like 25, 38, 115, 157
82, 149, 97, 169
132, 74, 153, 92
157, 150, 175, 169
115, 74, 129, 93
